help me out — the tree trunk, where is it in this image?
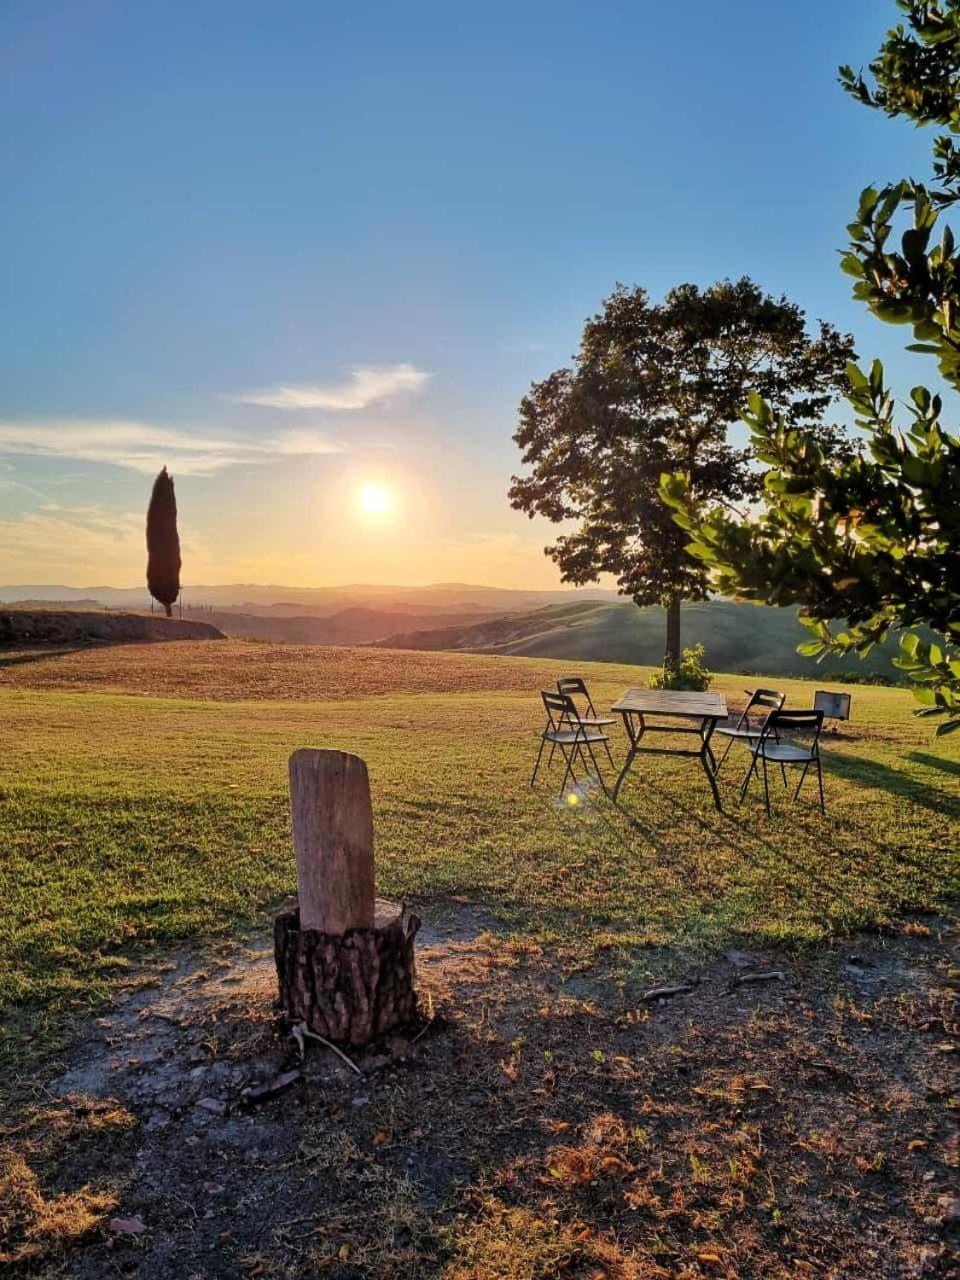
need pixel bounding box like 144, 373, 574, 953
665, 598, 682, 665
274, 901, 420, 1045
289, 748, 375, 933
276, 749, 419, 1046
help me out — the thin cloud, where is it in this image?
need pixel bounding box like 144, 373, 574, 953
233, 363, 432, 410
0, 420, 346, 476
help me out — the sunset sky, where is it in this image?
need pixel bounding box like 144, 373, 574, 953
0, 1, 936, 589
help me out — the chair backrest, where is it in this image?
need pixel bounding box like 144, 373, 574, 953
760, 707, 824, 749
541, 689, 582, 733
734, 687, 785, 729
556, 676, 597, 716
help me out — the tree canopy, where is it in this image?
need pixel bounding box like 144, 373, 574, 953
664, 0, 960, 734
509, 278, 852, 662
146, 467, 181, 617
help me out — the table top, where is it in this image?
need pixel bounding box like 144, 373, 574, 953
611, 688, 728, 719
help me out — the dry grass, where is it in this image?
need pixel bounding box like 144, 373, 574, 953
0, 639, 654, 702
0, 1096, 136, 1267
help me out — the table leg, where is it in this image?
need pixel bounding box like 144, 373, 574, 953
700, 717, 723, 813
611, 711, 643, 803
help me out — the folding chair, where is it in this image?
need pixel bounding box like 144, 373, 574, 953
531, 690, 610, 797
738, 708, 826, 816
556, 676, 617, 769
714, 688, 785, 774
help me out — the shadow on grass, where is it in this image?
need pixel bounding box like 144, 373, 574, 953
908, 751, 960, 779
0, 646, 88, 670
827, 750, 960, 819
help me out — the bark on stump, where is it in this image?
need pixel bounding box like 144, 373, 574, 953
274, 900, 420, 1045
275, 749, 420, 1045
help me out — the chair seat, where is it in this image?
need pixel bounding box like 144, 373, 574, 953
542, 729, 609, 745
561, 713, 616, 727
754, 742, 817, 763
716, 725, 761, 740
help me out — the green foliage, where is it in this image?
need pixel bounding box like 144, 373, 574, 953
663, 1, 960, 736
648, 643, 712, 692
146, 467, 181, 617
509, 278, 853, 660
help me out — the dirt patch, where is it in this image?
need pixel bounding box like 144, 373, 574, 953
2, 911, 958, 1279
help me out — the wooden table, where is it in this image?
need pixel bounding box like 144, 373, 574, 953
610, 689, 728, 811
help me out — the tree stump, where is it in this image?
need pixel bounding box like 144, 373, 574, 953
275, 749, 420, 1045
274, 899, 420, 1045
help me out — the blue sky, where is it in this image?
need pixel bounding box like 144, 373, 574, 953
0, 0, 940, 588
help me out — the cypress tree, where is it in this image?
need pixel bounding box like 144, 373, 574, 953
146, 466, 181, 617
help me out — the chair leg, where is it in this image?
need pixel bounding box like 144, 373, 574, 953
582, 738, 609, 796
793, 760, 810, 802
816, 754, 825, 814
557, 745, 578, 798
761, 753, 771, 817
737, 753, 757, 806
530, 737, 546, 787
716, 735, 735, 774
602, 738, 616, 770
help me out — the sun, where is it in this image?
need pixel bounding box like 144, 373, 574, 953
359, 483, 392, 516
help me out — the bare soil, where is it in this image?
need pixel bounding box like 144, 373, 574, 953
3, 906, 958, 1279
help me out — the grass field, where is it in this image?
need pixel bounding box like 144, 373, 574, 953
2, 640, 958, 1278
2, 640, 957, 1044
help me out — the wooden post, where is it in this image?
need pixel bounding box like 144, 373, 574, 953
289, 748, 375, 933
276, 748, 420, 1046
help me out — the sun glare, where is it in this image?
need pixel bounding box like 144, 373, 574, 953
359, 483, 392, 516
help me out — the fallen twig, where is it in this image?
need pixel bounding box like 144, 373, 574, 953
726, 970, 786, 994
640, 983, 693, 1002
292, 1022, 362, 1076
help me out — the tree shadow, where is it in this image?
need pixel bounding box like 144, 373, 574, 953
0, 646, 89, 670
908, 751, 960, 779
827, 750, 960, 819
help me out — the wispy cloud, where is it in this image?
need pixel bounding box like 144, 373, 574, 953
233, 363, 432, 410
0, 420, 346, 476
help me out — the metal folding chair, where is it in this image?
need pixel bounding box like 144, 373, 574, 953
714, 688, 785, 774
531, 690, 610, 797
555, 676, 617, 769
738, 708, 826, 816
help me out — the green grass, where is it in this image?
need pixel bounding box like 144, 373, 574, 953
1, 645, 958, 1064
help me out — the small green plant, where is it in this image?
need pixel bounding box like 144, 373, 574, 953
649, 643, 712, 692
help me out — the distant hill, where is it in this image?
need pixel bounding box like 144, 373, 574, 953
375, 599, 905, 682
0, 609, 224, 648
183, 605, 503, 645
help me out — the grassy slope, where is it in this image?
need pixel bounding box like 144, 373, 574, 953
1, 640, 957, 1067
379, 598, 907, 679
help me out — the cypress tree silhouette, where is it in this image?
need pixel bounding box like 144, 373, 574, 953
146, 467, 181, 617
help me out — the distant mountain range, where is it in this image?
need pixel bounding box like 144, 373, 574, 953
0, 582, 619, 616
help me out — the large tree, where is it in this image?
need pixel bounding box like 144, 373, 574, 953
664, 1, 960, 734
508, 278, 853, 662
146, 466, 181, 617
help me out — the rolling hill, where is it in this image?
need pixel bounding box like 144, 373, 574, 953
375, 598, 905, 681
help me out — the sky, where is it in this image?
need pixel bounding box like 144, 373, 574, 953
0, 0, 942, 590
